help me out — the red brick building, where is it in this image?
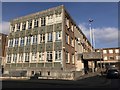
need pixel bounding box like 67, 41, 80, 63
96, 47, 120, 69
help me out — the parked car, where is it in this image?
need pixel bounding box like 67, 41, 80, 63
106, 69, 120, 79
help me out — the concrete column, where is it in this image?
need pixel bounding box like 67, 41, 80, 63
24, 37, 27, 46
17, 53, 19, 63
37, 34, 40, 44
39, 18, 41, 27
52, 51, 55, 67
46, 16, 48, 25
18, 38, 21, 47
14, 24, 17, 32
45, 33, 47, 43
11, 54, 13, 63
31, 36, 33, 45
26, 21, 28, 30
53, 32, 55, 42
13, 39, 15, 47
20, 23, 22, 31
23, 53, 25, 63
32, 19, 34, 29
92, 61, 95, 73
29, 52, 32, 63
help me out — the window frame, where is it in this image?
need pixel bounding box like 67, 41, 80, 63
32, 35, 37, 44
25, 53, 29, 62
28, 20, 32, 29
47, 33, 53, 42
22, 22, 26, 30
20, 37, 24, 46
55, 51, 61, 61
41, 17, 46, 26
47, 51, 52, 62
39, 52, 44, 62
34, 19, 39, 28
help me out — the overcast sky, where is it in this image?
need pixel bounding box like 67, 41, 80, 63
1, 2, 119, 49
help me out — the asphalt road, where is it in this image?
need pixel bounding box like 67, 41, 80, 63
1, 75, 120, 89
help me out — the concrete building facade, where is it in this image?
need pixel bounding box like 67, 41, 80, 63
4, 5, 93, 78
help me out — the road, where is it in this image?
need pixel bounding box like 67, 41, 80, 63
1, 75, 120, 89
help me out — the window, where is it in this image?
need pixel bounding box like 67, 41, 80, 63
7, 55, 11, 63
22, 22, 26, 30
20, 37, 24, 46
66, 18, 69, 28
56, 13, 61, 18
28, 20, 32, 29
33, 35, 37, 44
9, 39, 13, 47
55, 51, 61, 61
13, 54, 17, 63
103, 50, 107, 54
109, 50, 113, 53
47, 51, 52, 62
39, 52, 44, 61
31, 52, 37, 62
66, 51, 69, 63
116, 56, 120, 60
109, 56, 114, 60
19, 53, 23, 62
25, 53, 29, 62
14, 38, 19, 46
47, 33, 52, 42
26, 36, 31, 45
66, 34, 69, 44
115, 49, 119, 53
48, 71, 50, 76
31, 71, 34, 75
40, 34, 45, 43
104, 56, 108, 60
56, 31, 61, 41
70, 37, 74, 47
16, 23, 20, 31
11, 25, 15, 32
34, 19, 39, 28
48, 15, 53, 20
72, 54, 75, 64
41, 17, 46, 26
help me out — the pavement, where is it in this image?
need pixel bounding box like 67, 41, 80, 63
2, 75, 112, 88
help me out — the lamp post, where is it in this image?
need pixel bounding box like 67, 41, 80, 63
89, 19, 95, 73
89, 18, 94, 51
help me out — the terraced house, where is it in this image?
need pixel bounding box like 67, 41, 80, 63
4, 5, 94, 79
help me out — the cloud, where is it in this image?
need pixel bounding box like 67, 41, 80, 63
0, 21, 10, 35
78, 23, 118, 48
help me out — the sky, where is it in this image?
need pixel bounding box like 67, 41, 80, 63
1, 2, 119, 49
